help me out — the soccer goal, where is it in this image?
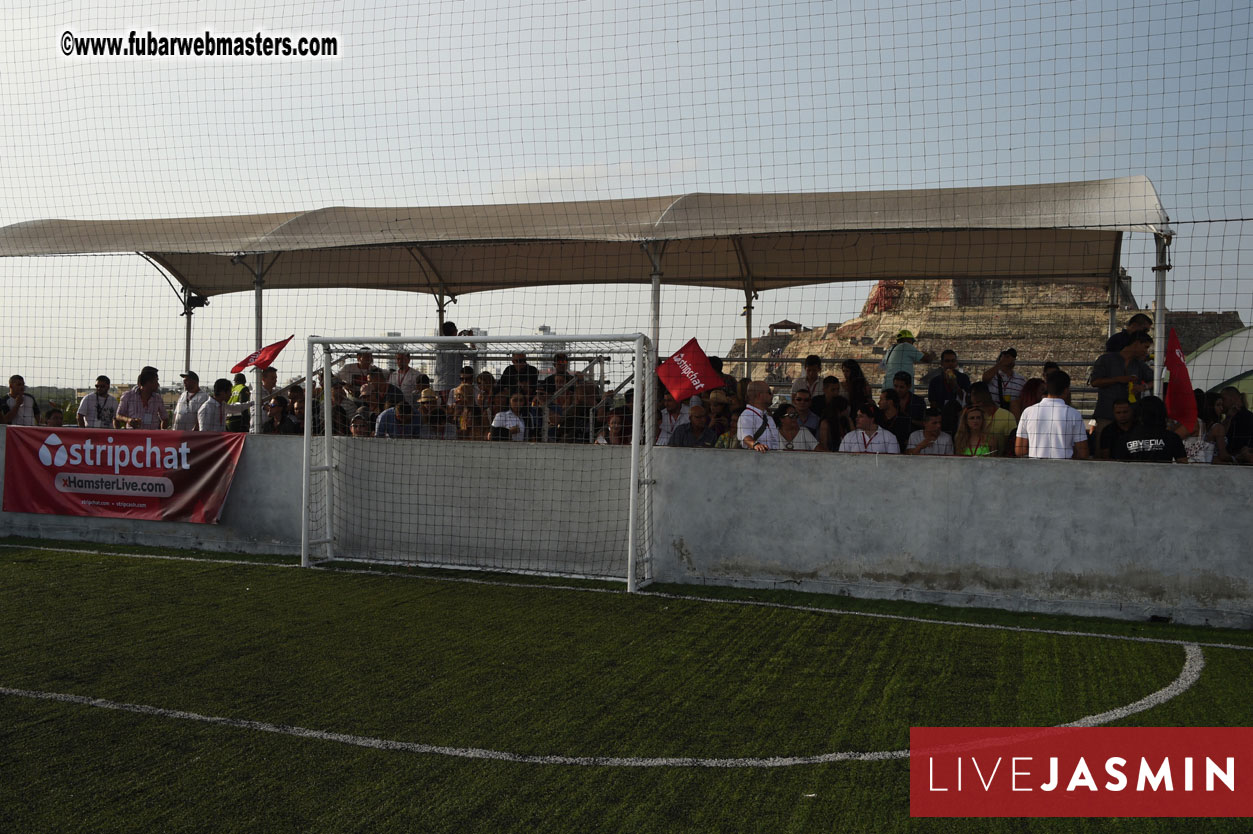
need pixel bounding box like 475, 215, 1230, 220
300, 333, 653, 589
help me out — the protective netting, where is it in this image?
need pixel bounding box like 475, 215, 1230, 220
303, 337, 652, 583
0, 0, 1250, 460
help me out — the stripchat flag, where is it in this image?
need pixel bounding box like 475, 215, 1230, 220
657, 338, 721, 403
1164, 327, 1198, 434
231, 335, 294, 374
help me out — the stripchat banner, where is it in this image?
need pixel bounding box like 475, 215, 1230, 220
4, 426, 245, 524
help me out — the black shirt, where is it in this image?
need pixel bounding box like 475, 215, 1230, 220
1113, 426, 1186, 462
1226, 409, 1253, 456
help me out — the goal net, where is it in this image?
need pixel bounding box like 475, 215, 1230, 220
301, 334, 653, 588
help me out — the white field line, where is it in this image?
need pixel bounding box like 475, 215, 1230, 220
0, 644, 1206, 768
4, 542, 1252, 653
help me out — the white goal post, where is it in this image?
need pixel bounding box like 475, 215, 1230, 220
300, 333, 653, 589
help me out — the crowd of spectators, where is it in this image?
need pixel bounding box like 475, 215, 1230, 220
3, 317, 1251, 465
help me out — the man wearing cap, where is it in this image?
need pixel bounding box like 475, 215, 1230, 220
981, 348, 1027, 413
881, 330, 934, 390
413, 388, 443, 438
226, 372, 250, 432
172, 371, 211, 431
338, 347, 374, 389
196, 378, 234, 432
349, 409, 372, 438
1090, 331, 1153, 437
739, 380, 780, 452
791, 355, 825, 399
1105, 313, 1153, 354
707, 389, 733, 436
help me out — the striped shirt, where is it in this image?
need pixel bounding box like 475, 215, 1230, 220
117, 388, 168, 429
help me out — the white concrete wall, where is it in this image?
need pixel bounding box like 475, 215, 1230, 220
650, 448, 1253, 628
3, 426, 1250, 626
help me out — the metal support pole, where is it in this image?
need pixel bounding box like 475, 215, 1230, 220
744, 292, 754, 380
626, 334, 646, 592
300, 339, 314, 568
436, 295, 446, 331
1107, 271, 1119, 340
251, 255, 265, 435
647, 269, 660, 448
1152, 234, 1171, 397
321, 344, 336, 562
183, 289, 193, 374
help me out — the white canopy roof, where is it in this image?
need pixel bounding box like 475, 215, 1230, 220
0, 175, 1169, 298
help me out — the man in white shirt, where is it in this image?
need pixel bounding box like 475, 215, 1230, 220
982, 348, 1027, 413
76, 375, 118, 428
1015, 371, 1090, 460
791, 355, 824, 398
2, 375, 39, 426
656, 389, 690, 446
490, 392, 527, 441
337, 347, 374, 388
172, 372, 212, 431
905, 409, 955, 455
389, 351, 421, 403
739, 380, 780, 452
196, 378, 234, 432
839, 403, 901, 453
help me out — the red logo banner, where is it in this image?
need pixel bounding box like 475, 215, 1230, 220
911, 727, 1253, 818
231, 334, 294, 374
1164, 327, 1198, 434
3, 427, 246, 524
657, 338, 720, 402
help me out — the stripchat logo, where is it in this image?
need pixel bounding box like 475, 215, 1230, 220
38, 434, 69, 467
36, 433, 192, 474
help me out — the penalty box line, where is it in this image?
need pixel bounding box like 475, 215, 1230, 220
6, 543, 1253, 654
0, 644, 1204, 769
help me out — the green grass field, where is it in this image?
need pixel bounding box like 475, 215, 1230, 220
2, 541, 1251, 833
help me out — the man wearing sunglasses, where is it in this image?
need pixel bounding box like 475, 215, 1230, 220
76, 375, 117, 428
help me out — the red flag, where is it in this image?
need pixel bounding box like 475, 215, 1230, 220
657, 338, 720, 402
231, 335, 294, 374
1163, 327, 1198, 434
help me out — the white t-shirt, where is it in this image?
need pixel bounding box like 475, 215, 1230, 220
197, 398, 227, 432
839, 428, 901, 454
737, 405, 781, 450
906, 430, 955, 455
3, 394, 38, 426
172, 390, 212, 431
657, 405, 690, 446
1017, 397, 1088, 459
491, 409, 526, 441
778, 427, 820, 451
389, 367, 421, 402
76, 393, 118, 428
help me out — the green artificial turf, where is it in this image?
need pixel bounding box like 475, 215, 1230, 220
1, 546, 1250, 833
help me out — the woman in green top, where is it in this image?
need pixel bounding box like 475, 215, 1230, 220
954, 406, 998, 456
715, 408, 744, 449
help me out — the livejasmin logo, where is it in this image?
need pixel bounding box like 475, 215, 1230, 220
38, 433, 192, 474
910, 727, 1253, 818
927, 753, 1234, 793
